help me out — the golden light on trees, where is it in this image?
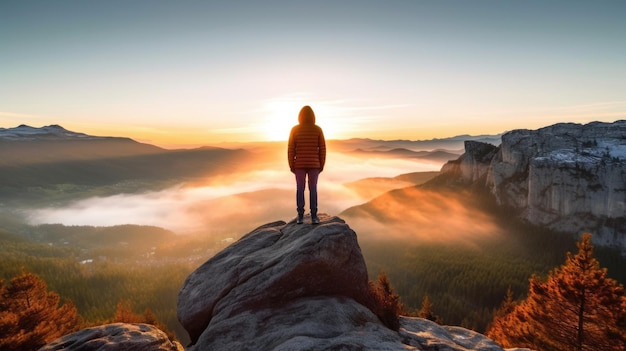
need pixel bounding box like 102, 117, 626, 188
0, 270, 81, 351
487, 234, 626, 351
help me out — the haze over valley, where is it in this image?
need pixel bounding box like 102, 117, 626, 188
1, 125, 468, 236
2, 122, 626, 347
0, 124, 472, 342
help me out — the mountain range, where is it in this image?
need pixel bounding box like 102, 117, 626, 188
0, 125, 258, 204
3, 122, 625, 252
0, 124, 469, 205
0, 124, 489, 162
0, 124, 163, 163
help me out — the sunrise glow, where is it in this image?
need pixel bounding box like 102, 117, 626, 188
263, 100, 302, 142
1, 1, 625, 147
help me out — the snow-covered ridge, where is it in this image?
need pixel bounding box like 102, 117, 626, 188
0, 124, 99, 140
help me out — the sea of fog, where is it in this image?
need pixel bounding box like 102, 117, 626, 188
25, 153, 443, 236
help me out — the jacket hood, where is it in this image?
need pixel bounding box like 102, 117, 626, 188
298, 105, 316, 124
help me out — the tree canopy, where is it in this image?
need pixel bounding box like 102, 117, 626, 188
366, 270, 405, 331
487, 234, 626, 351
417, 295, 442, 323
0, 270, 82, 351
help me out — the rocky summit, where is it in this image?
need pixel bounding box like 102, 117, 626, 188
442, 120, 626, 251
41, 215, 528, 351
177, 214, 522, 351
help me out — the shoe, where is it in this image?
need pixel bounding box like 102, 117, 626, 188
296, 216, 304, 224
312, 216, 320, 225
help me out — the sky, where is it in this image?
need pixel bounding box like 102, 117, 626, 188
1, 0, 626, 147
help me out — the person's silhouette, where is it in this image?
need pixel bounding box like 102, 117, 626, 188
288, 105, 326, 224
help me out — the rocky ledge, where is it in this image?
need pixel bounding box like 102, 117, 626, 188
41, 215, 529, 350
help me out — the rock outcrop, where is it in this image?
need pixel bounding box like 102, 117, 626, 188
40, 215, 526, 350
441, 120, 626, 250
400, 318, 531, 351
38, 323, 183, 351
177, 214, 516, 351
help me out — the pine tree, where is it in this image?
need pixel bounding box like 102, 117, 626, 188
367, 270, 405, 331
485, 286, 516, 336
112, 300, 177, 341
487, 234, 626, 351
142, 308, 159, 325
143, 308, 177, 341
0, 269, 81, 351
113, 299, 143, 323
417, 295, 442, 323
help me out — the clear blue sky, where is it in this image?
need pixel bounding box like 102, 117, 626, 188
1, 0, 625, 146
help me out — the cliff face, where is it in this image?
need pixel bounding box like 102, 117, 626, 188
444, 120, 626, 249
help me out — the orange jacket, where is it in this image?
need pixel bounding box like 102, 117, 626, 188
288, 113, 326, 171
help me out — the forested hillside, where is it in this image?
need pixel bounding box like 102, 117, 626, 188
342, 188, 626, 332
0, 225, 232, 344
0, 146, 256, 205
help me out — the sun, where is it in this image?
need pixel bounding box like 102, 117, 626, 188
262, 100, 342, 141
263, 100, 301, 141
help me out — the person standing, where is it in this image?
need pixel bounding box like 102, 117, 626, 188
288, 105, 326, 224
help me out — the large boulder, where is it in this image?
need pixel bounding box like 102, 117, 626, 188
177, 214, 371, 346
38, 323, 183, 351
194, 296, 407, 350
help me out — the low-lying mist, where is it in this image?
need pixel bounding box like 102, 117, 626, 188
25, 151, 442, 238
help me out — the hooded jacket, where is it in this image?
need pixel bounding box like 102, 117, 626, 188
288, 107, 326, 171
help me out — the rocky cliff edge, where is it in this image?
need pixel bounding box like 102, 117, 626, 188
441, 120, 626, 251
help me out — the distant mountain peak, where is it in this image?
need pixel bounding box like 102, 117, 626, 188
0, 124, 94, 140
43, 124, 66, 130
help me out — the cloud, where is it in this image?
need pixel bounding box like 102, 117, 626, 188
25, 152, 442, 237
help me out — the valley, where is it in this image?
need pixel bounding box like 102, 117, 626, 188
1, 123, 625, 345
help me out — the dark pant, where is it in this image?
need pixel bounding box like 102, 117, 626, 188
295, 168, 320, 216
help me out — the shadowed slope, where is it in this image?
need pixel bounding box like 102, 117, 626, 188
341, 186, 502, 244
